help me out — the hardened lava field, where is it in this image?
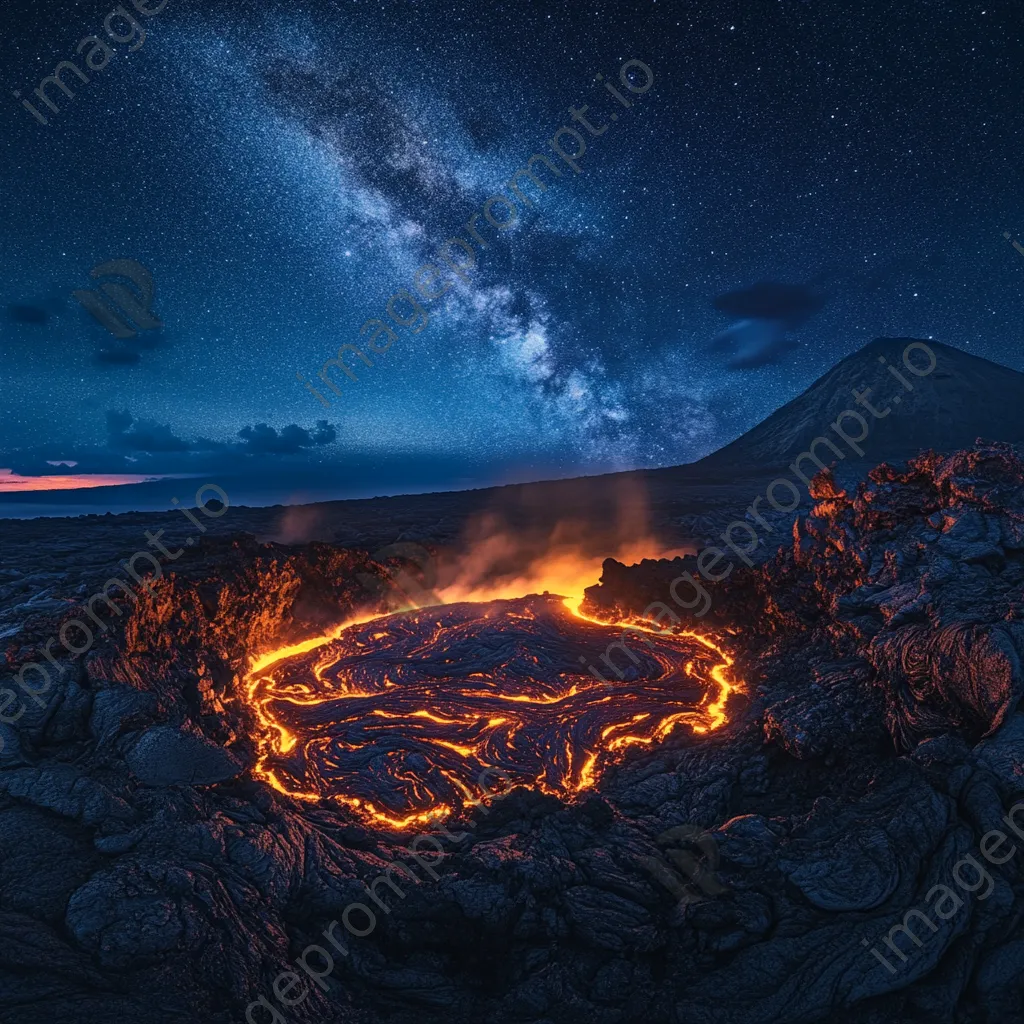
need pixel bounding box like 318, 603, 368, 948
245, 594, 740, 829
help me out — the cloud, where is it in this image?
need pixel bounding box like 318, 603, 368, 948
102, 411, 337, 459
106, 410, 193, 453
95, 348, 142, 367
237, 420, 337, 455
709, 319, 796, 370
6, 304, 49, 326
712, 282, 825, 325
709, 281, 827, 370
0, 412, 342, 493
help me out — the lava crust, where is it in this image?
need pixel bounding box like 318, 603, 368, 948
247, 594, 740, 828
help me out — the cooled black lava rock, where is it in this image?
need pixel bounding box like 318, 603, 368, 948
127, 726, 244, 787
1, 443, 1024, 1024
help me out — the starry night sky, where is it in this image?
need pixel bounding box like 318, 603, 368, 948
1, 0, 1022, 513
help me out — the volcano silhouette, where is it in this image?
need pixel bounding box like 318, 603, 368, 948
698, 337, 1024, 473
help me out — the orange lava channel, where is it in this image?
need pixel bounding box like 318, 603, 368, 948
243, 576, 743, 831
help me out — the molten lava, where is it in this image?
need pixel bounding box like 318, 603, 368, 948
244, 574, 742, 830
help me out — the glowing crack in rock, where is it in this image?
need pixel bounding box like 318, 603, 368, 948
245, 594, 742, 831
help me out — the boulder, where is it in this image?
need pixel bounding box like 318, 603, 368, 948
127, 726, 242, 786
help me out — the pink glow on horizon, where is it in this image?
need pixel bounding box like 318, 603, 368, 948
0, 469, 165, 493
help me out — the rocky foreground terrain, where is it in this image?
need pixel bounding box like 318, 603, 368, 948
1, 438, 1024, 1023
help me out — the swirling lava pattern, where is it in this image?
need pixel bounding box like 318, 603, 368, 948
246, 595, 740, 829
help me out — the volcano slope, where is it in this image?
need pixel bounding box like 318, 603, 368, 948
1, 442, 1024, 1023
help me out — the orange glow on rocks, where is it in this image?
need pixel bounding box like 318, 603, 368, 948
430, 513, 692, 616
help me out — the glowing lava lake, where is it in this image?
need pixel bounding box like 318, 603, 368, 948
245, 593, 742, 830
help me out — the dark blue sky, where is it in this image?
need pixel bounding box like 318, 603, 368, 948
2, 0, 1022, 513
